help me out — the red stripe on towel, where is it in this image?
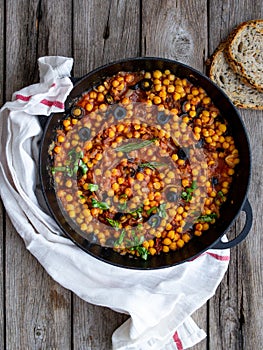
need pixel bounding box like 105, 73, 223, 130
173, 331, 183, 350
189, 251, 229, 262
15, 94, 32, 101
206, 252, 230, 261
16, 94, 64, 109
40, 99, 64, 109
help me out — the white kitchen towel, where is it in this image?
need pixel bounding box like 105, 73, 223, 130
0, 56, 230, 350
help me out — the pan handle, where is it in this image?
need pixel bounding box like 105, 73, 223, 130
212, 199, 252, 250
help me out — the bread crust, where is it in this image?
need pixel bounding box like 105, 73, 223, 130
226, 19, 263, 92
207, 42, 263, 110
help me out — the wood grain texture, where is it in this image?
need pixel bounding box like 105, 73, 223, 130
240, 111, 263, 350
73, 303, 128, 350
5, 1, 73, 349
208, 1, 263, 349
73, 0, 140, 76
142, 0, 208, 71
5, 0, 40, 98
0, 0, 5, 347
36, 0, 73, 57
5, 223, 72, 350
208, 0, 263, 53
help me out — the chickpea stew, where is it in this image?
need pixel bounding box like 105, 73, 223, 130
50, 69, 240, 261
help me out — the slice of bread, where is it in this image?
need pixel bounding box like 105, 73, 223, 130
208, 43, 263, 110
226, 19, 263, 92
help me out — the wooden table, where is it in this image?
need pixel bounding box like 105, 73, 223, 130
0, 1, 262, 349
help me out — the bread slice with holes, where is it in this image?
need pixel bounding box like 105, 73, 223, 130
208, 43, 263, 110
226, 19, 263, 91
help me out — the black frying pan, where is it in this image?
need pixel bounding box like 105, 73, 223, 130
39, 57, 252, 269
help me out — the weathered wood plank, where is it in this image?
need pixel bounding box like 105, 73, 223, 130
5, 222, 72, 350
0, 0, 5, 348
142, 0, 208, 72
0, 206, 4, 349
239, 110, 263, 350
208, 2, 263, 349
142, 1, 208, 349
73, 304, 129, 350
73, 0, 140, 76
72, 1, 140, 349
5, 1, 73, 349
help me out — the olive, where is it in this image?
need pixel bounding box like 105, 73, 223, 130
87, 233, 99, 244
129, 168, 136, 177
105, 237, 116, 246
78, 127, 91, 141
113, 106, 127, 120
105, 107, 114, 119
129, 78, 153, 91
212, 177, 218, 185
71, 106, 84, 119
126, 155, 135, 162
196, 106, 204, 116
177, 148, 188, 160
123, 166, 136, 177
166, 191, 178, 202
148, 214, 161, 228
129, 82, 140, 90
102, 192, 108, 201
115, 212, 125, 220
139, 79, 153, 91
196, 138, 205, 148
157, 111, 171, 125
105, 93, 114, 105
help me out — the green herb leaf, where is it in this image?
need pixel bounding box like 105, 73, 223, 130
118, 201, 127, 211
118, 194, 128, 211
128, 205, 143, 218
147, 203, 166, 218
157, 203, 167, 218
181, 180, 197, 202
106, 218, 120, 229
54, 149, 87, 177
87, 183, 99, 191
146, 206, 158, 215
51, 166, 67, 174
91, 198, 110, 210
136, 246, 149, 260
137, 223, 143, 231
115, 138, 158, 153
191, 180, 197, 190
139, 161, 167, 170
114, 230, 126, 246
197, 213, 217, 222
181, 191, 189, 200
68, 149, 84, 159
78, 159, 88, 175
217, 190, 224, 198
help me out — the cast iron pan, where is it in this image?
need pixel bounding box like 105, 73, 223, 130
39, 57, 252, 269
